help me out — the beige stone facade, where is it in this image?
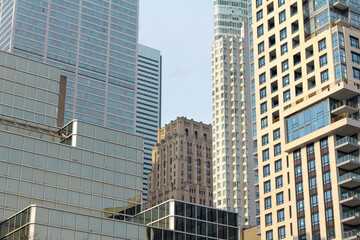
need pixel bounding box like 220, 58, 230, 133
250, 0, 360, 239
145, 117, 213, 209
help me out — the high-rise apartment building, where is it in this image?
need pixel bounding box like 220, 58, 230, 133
136, 44, 162, 202
0, 0, 139, 133
145, 117, 213, 209
212, 0, 258, 227
214, 0, 249, 39
250, 0, 360, 239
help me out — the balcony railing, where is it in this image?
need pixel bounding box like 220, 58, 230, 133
343, 229, 360, 239
339, 172, 360, 182
331, 113, 360, 123
342, 210, 360, 220
337, 154, 360, 165
336, 136, 359, 146
340, 191, 360, 201
331, 100, 358, 111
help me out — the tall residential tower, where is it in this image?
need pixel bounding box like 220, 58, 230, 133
250, 0, 360, 239
0, 0, 139, 133
212, 0, 258, 227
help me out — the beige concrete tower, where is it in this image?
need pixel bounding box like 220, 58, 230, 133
250, 0, 360, 239
145, 117, 213, 209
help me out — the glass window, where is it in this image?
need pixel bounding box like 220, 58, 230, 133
261, 102, 267, 114
277, 209, 285, 222
298, 218, 305, 230
263, 148, 270, 161
274, 144, 281, 156
275, 160, 282, 172
259, 56, 265, 68
257, 10, 263, 21
318, 38, 326, 52
266, 230, 273, 240
325, 208, 333, 221
258, 25, 264, 37
261, 117, 268, 129
256, 0, 262, 8
354, 67, 360, 80
320, 54, 327, 67
265, 197, 272, 209
310, 195, 318, 208
265, 213, 272, 226
259, 72, 266, 85
352, 51, 360, 64
258, 42, 265, 54
332, 33, 338, 47
321, 154, 330, 167
309, 177, 317, 190
264, 180, 271, 193
260, 87, 267, 99
263, 164, 270, 177
282, 60, 289, 72
283, 90, 290, 102
296, 182, 303, 194
280, 28, 287, 41
308, 160, 316, 172
277, 192, 284, 205
282, 75, 290, 87
279, 10, 286, 23
321, 70, 329, 83
262, 134, 269, 146
273, 128, 280, 140
323, 172, 331, 184
297, 200, 304, 212
295, 165, 302, 177
278, 226, 286, 239
281, 43, 288, 55
350, 36, 359, 49
279, 0, 285, 7
276, 175, 283, 188
324, 190, 332, 203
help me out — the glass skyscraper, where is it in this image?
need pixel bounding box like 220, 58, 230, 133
0, 0, 138, 133
136, 44, 162, 202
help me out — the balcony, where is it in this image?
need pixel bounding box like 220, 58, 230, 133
336, 137, 360, 153
340, 191, 360, 207
344, 229, 360, 240
331, 0, 349, 10
256, 226, 261, 235
339, 173, 360, 189
342, 210, 360, 225
331, 113, 360, 136
331, 100, 358, 116
337, 155, 360, 171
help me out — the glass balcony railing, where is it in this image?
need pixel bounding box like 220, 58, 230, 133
331, 100, 358, 111
337, 154, 360, 164
343, 229, 360, 239
330, 0, 349, 6
336, 136, 359, 146
339, 172, 360, 182
342, 210, 360, 219
340, 191, 360, 201
331, 113, 360, 123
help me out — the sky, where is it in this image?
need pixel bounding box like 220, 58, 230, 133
139, 0, 214, 126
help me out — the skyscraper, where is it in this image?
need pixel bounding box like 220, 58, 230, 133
136, 44, 162, 202
145, 117, 213, 209
0, 0, 138, 133
250, 0, 360, 239
212, 0, 258, 227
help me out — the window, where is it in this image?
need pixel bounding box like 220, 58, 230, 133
279, 10, 286, 23
262, 134, 269, 146
321, 70, 329, 83
294, 150, 301, 161
332, 33, 338, 48
281, 43, 288, 55
276, 192, 284, 205
259, 56, 265, 68
318, 38, 326, 52
257, 10, 263, 21
320, 54, 327, 67
278, 226, 286, 239
320, 138, 328, 149
311, 213, 319, 226
321, 154, 330, 167
266, 230, 273, 240
261, 117, 268, 129
264, 180, 271, 193
324, 190, 332, 203
350, 36, 359, 49
310, 195, 318, 208
258, 25, 264, 37
307, 144, 314, 155
282, 60, 289, 72
261, 102, 267, 114
275, 160, 282, 172
308, 160, 316, 172
282, 75, 290, 87
276, 175, 283, 188
354, 67, 360, 80
327, 227, 335, 239
260, 87, 267, 99
277, 209, 285, 222
259, 72, 266, 85
256, 0, 262, 8
295, 165, 302, 177
274, 144, 281, 156
325, 208, 333, 221
265, 213, 272, 226
309, 177, 317, 190
296, 182, 303, 194
280, 28, 287, 41
278, 0, 285, 7
258, 41, 265, 54
323, 172, 331, 184
265, 197, 272, 209
298, 218, 305, 230
352, 51, 360, 64
297, 200, 304, 212
283, 90, 290, 102
263, 164, 270, 177
273, 128, 280, 140
263, 148, 270, 161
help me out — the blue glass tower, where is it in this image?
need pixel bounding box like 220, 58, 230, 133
0, 0, 138, 133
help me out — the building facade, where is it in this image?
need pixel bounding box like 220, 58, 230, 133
250, 0, 360, 239
0, 0, 139, 133
146, 117, 213, 209
136, 44, 162, 202
214, 0, 249, 39
212, 0, 258, 227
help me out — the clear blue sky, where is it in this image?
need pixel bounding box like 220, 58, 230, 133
139, 0, 214, 126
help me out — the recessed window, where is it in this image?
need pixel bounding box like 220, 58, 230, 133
263, 164, 270, 177
257, 9, 263, 21
278, 226, 286, 239
278, 0, 285, 7
265, 213, 272, 226
274, 144, 281, 156
256, 0, 263, 8
282, 60, 289, 72
259, 56, 265, 68
277, 209, 285, 222
318, 38, 326, 52
296, 182, 303, 194
281, 43, 288, 55
259, 72, 266, 85
258, 41, 265, 54
352, 51, 360, 64
264, 180, 271, 193
309, 177, 317, 190
297, 200, 304, 212
263, 148, 270, 161
258, 25, 264, 37
276, 192, 284, 205
310, 195, 318, 208
266, 230, 273, 240
295, 165, 302, 177
260, 87, 267, 99
261, 102, 268, 114
261, 117, 268, 129
282, 75, 290, 87
350, 36, 359, 49
354, 67, 360, 80
262, 134, 269, 146
276, 175, 283, 188
273, 128, 280, 141
279, 10, 286, 24
320, 54, 328, 67
283, 90, 290, 102
298, 218, 305, 230
280, 28, 287, 41
265, 197, 272, 209
321, 70, 329, 83
323, 172, 331, 184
